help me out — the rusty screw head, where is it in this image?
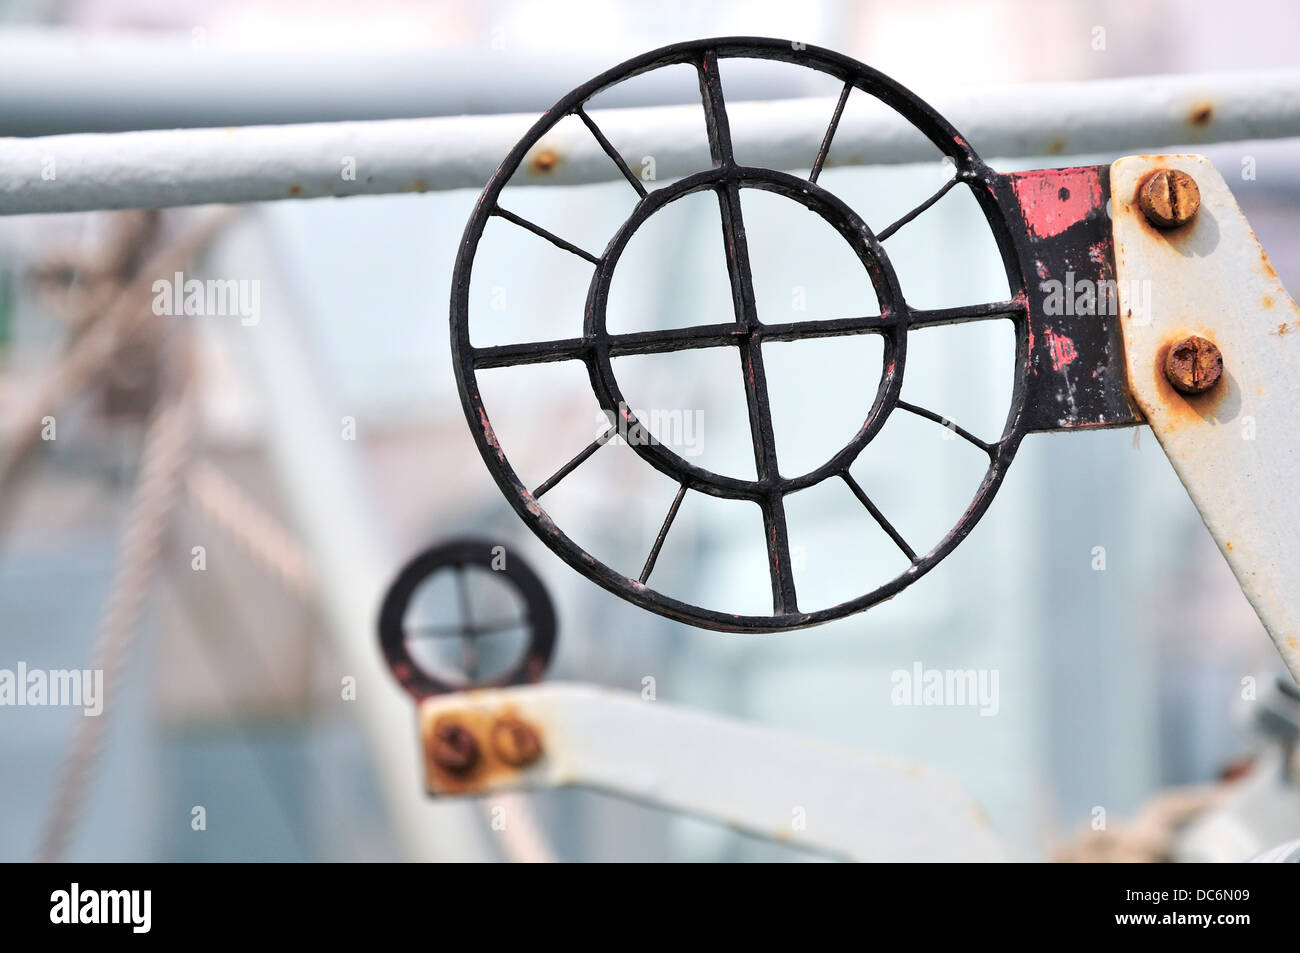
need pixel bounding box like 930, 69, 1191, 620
490, 716, 543, 767
1164, 335, 1223, 395
430, 720, 480, 775
1139, 169, 1201, 229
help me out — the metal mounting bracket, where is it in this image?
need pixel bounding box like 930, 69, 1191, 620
1113, 154, 1300, 681
415, 682, 1009, 861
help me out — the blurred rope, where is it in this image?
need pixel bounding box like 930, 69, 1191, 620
17, 203, 554, 862
27, 210, 235, 862
0, 208, 238, 537
184, 460, 316, 602
36, 384, 195, 861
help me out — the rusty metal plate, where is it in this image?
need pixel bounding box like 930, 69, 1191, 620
1112, 153, 1300, 680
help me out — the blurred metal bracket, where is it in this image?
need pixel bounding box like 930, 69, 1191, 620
417, 682, 1010, 862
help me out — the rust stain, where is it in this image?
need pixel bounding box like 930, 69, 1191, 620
1046, 138, 1066, 156
1150, 333, 1229, 430
1225, 541, 1233, 552
402, 178, 430, 193
478, 406, 504, 461
287, 184, 303, 197
421, 703, 545, 795
1287, 636, 1299, 652
490, 714, 543, 766
529, 149, 561, 174
1262, 295, 1275, 309
1189, 101, 1214, 127
1259, 248, 1278, 280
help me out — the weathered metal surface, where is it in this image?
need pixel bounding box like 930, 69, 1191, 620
1112, 154, 1300, 681
1139, 168, 1202, 229
418, 683, 1009, 862
1000, 164, 1144, 432
1164, 334, 1223, 395
8, 68, 1300, 214
452, 38, 1161, 632
378, 538, 555, 698
418, 701, 546, 796
452, 37, 1038, 632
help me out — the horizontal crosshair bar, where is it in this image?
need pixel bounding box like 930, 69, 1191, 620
472, 300, 1024, 370
840, 470, 917, 562
404, 618, 527, 638
471, 300, 1025, 370
639, 483, 688, 584
493, 205, 601, 264
896, 400, 994, 455
907, 299, 1027, 328
532, 423, 618, 499
576, 106, 649, 199
473, 321, 746, 368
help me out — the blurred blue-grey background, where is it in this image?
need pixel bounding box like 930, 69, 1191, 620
0, 0, 1297, 862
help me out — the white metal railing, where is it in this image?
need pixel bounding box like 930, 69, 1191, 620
2, 69, 1298, 215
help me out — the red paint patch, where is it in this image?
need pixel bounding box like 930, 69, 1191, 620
1009, 167, 1105, 240
1045, 328, 1078, 371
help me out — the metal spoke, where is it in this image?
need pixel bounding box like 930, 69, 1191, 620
877, 176, 959, 241
841, 471, 918, 563
762, 313, 894, 341
453, 565, 474, 627
809, 81, 852, 184
532, 424, 618, 499
697, 49, 736, 168
697, 49, 798, 613
452, 565, 479, 678
760, 492, 799, 613
493, 206, 600, 264
577, 106, 648, 199
907, 299, 1027, 329
460, 633, 479, 682
639, 483, 687, 584
896, 400, 994, 455
472, 322, 748, 370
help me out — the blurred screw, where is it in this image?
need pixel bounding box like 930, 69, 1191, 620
1164, 335, 1223, 395
1139, 169, 1201, 228
430, 720, 480, 775
491, 715, 543, 767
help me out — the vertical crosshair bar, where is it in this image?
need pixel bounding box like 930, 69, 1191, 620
809, 81, 852, 184
697, 49, 798, 614
453, 565, 479, 680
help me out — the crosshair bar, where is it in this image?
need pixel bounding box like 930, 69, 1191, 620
470, 299, 1024, 370
698, 47, 798, 613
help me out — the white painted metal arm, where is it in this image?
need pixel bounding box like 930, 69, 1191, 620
417, 683, 1008, 862
1113, 155, 1300, 681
